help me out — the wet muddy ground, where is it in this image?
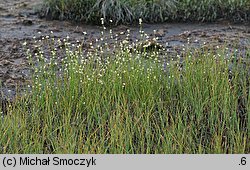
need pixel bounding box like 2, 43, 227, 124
0, 0, 250, 100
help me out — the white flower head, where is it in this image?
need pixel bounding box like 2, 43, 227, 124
101, 18, 104, 25
139, 18, 142, 25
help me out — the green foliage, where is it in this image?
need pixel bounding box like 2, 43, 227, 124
41, 0, 177, 24
41, 0, 250, 24
0, 29, 249, 153
177, 0, 250, 22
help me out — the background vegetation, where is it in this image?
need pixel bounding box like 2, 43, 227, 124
40, 0, 250, 24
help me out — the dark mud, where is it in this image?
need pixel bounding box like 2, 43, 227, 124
0, 0, 250, 100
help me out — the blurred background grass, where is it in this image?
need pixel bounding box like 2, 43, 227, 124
40, 0, 250, 24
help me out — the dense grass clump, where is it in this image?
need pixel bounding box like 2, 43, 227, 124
41, 0, 250, 24
0, 28, 249, 153
41, 0, 176, 24
177, 0, 250, 22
